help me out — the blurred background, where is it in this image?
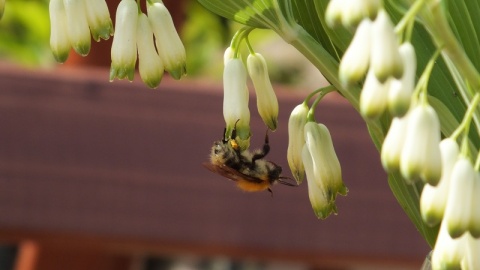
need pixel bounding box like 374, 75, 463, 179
0, 0, 430, 269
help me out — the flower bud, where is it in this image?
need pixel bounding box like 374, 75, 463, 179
388, 42, 416, 117
339, 18, 372, 86
443, 158, 477, 238
360, 68, 390, 119
400, 104, 442, 184
63, 0, 91, 56
431, 222, 467, 270
325, 0, 343, 28
83, 0, 114, 41
302, 146, 337, 219
49, 0, 71, 63
223, 58, 250, 150
110, 0, 138, 81
381, 115, 409, 172
247, 53, 279, 131
420, 138, 459, 226
304, 122, 348, 199
287, 103, 309, 183
148, 0, 186, 80
341, 0, 382, 28
137, 13, 164, 89
371, 10, 403, 83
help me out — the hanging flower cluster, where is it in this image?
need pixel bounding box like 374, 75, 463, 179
48, 0, 185, 89
327, 0, 480, 268
109, 0, 186, 88
49, 0, 113, 62
286, 89, 348, 219
222, 30, 279, 150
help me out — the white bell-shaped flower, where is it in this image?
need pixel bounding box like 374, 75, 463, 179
223, 58, 250, 149
339, 18, 372, 86
247, 53, 279, 131
110, 0, 138, 81
304, 122, 347, 200
370, 10, 403, 83
400, 103, 442, 185
444, 158, 477, 238
302, 145, 337, 219
432, 222, 467, 270
381, 115, 410, 172
360, 68, 390, 119
137, 13, 164, 89
148, 0, 186, 80
63, 0, 91, 56
420, 138, 459, 226
341, 0, 382, 28
287, 103, 309, 183
83, 0, 113, 41
388, 42, 416, 117
49, 0, 71, 63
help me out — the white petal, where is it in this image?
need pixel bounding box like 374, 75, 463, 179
223, 58, 250, 146
339, 19, 372, 86
148, 1, 186, 79
381, 115, 410, 172
444, 158, 476, 238
304, 122, 347, 198
302, 146, 337, 219
137, 13, 164, 88
83, 0, 113, 41
432, 222, 467, 270
400, 104, 442, 184
371, 10, 403, 82
287, 104, 309, 183
360, 68, 389, 119
247, 53, 279, 131
110, 0, 138, 81
420, 138, 459, 226
388, 42, 416, 117
63, 0, 91, 56
49, 0, 71, 62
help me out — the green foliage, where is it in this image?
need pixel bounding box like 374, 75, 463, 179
0, 0, 52, 66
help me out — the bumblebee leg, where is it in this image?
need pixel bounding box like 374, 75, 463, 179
222, 127, 228, 143
251, 130, 270, 164
268, 187, 273, 197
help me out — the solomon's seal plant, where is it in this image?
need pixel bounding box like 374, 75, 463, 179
16, 0, 480, 268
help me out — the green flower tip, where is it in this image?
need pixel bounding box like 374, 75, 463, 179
109, 65, 135, 81
92, 24, 114, 42
169, 64, 187, 80
52, 51, 69, 64
73, 42, 91, 57
313, 202, 338, 220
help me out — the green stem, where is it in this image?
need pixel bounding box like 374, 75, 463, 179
306, 85, 336, 122
413, 48, 442, 104
419, 0, 480, 90
230, 27, 253, 58
303, 85, 336, 105
394, 0, 427, 41
451, 93, 480, 141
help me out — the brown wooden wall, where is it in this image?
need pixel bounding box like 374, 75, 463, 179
0, 64, 430, 269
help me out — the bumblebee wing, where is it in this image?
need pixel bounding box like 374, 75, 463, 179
202, 162, 264, 184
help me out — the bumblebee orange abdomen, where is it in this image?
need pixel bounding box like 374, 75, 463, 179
236, 179, 271, 192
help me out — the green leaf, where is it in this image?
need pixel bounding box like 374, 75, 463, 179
197, 0, 277, 29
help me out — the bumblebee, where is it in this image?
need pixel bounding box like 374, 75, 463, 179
203, 122, 295, 193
